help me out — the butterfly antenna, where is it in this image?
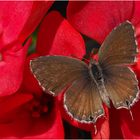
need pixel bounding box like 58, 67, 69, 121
71, 54, 90, 62
94, 124, 98, 135
82, 57, 90, 62
90, 48, 99, 61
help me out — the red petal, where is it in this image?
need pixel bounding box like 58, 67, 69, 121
0, 92, 33, 117
118, 63, 140, 138
91, 105, 109, 139
131, 2, 140, 26
91, 119, 109, 139
119, 100, 140, 139
36, 11, 85, 58
109, 107, 123, 139
67, 1, 133, 44
0, 39, 31, 96
21, 53, 42, 95
59, 93, 109, 136
91, 107, 110, 139
25, 98, 64, 139
0, 97, 64, 138
0, 1, 53, 46
130, 2, 140, 48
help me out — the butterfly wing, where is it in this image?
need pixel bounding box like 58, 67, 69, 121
30, 55, 88, 96
98, 21, 138, 67
98, 21, 139, 109
64, 74, 104, 123
103, 66, 139, 109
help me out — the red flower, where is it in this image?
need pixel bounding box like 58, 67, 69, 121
0, 1, 64, 139
0, 1, 54, 97
1, 1, 139, 139
0, 91, 64, 138
4, 53, 64, 139
0, 1, 54, 46
67, 1, 140, 139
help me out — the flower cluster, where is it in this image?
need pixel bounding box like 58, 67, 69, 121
0, 1, 140, 139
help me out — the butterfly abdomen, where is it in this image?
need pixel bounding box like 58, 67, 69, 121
91, 64, 102, 82
89, 61, 110, 107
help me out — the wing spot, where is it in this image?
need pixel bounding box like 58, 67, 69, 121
89, 116, 94, 121
126, 100, 130, 106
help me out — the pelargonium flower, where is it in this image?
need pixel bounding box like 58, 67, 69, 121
67, 1, 140, 139
0, 1, 53, 96
0, 52, 64, 139
0, 1, 65, 139
0, 90, 64, 138
0, 1, 54, 46
1, 1, 139, 139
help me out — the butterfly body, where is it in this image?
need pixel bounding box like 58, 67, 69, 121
30, 21, 139, 124
89, 59, 110, 107
89, 59, 103, 84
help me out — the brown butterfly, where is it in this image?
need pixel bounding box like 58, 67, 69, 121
30, 21, 139, 124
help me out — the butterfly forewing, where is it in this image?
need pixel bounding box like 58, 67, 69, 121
98, 21, 139, 109
30, 56, 88, 96
98, 21, 138, 68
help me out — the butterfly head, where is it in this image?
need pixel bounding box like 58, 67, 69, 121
89, 58, 98, 66
89, 58, 103, 82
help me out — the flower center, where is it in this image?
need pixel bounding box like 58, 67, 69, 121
28, 93, 53, 118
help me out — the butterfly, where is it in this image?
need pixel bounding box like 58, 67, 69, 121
30, 21, 139, 124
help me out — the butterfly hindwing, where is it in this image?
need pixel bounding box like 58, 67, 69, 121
64, 75, 104, 123
103, 66, 139, 108
98, 21, 139, 109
